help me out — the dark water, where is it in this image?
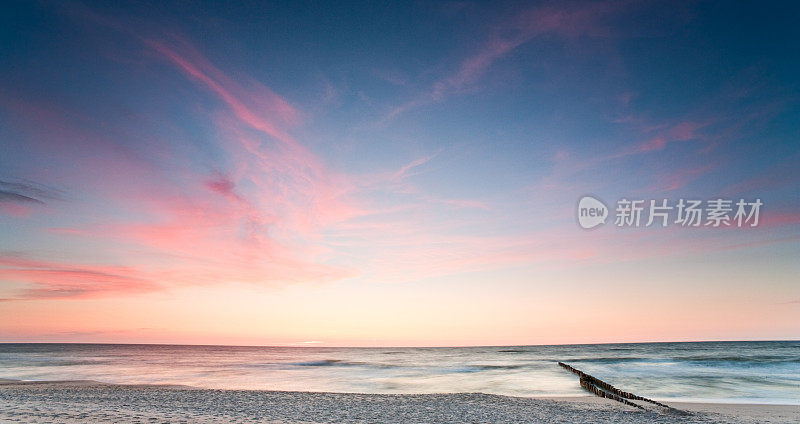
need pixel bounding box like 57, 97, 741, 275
1, 341, 798, 404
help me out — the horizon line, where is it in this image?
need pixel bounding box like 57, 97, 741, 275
1, 338, 797, 349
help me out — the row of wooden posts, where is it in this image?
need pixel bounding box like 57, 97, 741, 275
557, 362, 672, 410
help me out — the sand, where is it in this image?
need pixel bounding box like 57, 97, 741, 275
1, 380, 798, 423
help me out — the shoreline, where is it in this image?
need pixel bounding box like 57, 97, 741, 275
3, 378, 798, 406
2, 380, 798, 423
2, 378, 798, 406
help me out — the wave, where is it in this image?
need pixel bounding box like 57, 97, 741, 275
278, 360, 531, 373
289, 359, 363, 367
677, 355, 800, 364
8, 359, 115, 367
439, 364, 529, 374
565, 356, 651, 363
287, 360, 531, 372
472, 364, 527, 370
565, 355, 800, 366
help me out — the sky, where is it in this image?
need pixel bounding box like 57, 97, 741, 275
0, 0, 798, 347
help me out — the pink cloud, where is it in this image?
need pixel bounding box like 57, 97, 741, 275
638, 136, 667, 152
204, 173, 240, 201
0, 256, 160, 300
544, 81, 784, 194
636, 121, 707, 153
47, 228, 88, 235
756, 211, 800, 228
146, 38, 300, 148
649, 164, 715, 191
0, 202, 36, 217
533, 118, 717, 194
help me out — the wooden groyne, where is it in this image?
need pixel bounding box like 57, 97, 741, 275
558, 362, 672, 410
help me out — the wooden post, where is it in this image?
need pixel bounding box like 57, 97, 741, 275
558, 362, 673, 410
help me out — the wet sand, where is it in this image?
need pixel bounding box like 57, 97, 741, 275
1, 380, 798, 423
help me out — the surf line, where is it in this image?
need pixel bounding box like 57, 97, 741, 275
557, 362, 673, 410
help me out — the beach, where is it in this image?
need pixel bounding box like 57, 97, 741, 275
1, 380, 798, 424
2, 343, 798, 423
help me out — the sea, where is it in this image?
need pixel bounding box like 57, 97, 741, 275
0, 341, 798, 405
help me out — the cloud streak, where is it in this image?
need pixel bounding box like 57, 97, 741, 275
146, 37, 301, 148
0, 255, 160, 300
385, 1, 619, 121
0, 180, 63, 217
0, 180, 61, 205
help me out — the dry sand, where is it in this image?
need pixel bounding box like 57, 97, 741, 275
0, 380, 797, 423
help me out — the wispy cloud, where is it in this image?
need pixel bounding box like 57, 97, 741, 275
0, 180, 62, 203
648, 164, 715, 192
384, 1, 618, 121
146, 37, 301, 148
0, 255, 160, 300
389, 153, 439, 182
634, 121, 709, 153
722, 154, 800, 196
0, 180, 63, 216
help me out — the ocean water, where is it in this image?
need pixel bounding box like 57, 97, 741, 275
0, 341, 798, 405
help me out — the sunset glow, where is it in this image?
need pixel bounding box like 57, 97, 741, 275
1, 1, 798, 346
